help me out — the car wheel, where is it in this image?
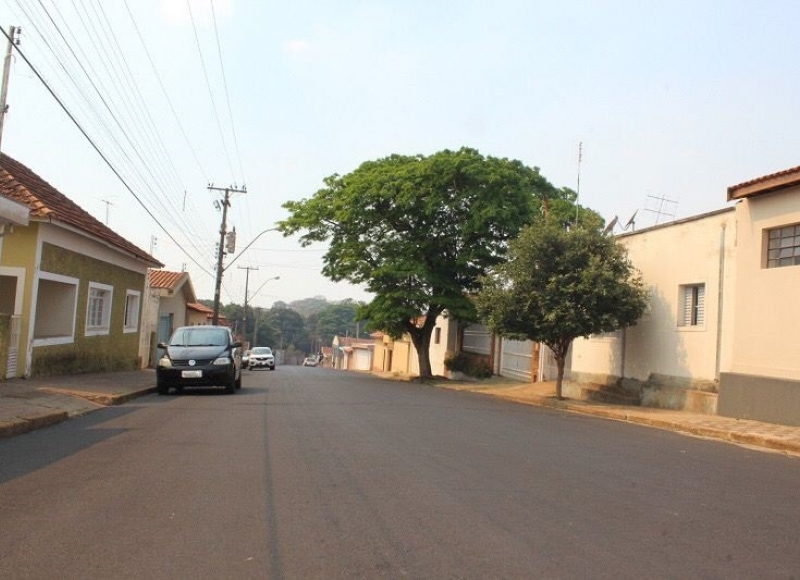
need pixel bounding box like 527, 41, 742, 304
225, 372, 236, 394
157, 381, 169, 396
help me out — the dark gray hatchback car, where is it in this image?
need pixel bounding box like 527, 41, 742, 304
156, 325, 243, 395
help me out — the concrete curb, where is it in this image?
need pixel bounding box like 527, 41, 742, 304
39, 386, 157, 407
0, 410, 69, 439
0, 386, 156, 440
435, 383, 800, 457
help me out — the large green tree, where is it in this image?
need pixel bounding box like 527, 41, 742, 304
279, 147, 565, 378
475, 221, 649, 398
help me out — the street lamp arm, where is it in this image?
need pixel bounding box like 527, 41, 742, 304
223, 227, 279, 272
250, 275, 280, 303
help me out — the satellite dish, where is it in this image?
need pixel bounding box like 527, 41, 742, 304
602, 215, 619, 235
623, 210, 638, 231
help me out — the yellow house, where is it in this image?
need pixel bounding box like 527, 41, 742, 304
0, 153, 162, 378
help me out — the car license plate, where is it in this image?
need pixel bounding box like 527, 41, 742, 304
182, 370, 202, 378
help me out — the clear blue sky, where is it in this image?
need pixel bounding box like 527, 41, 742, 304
1, 0, 798, 307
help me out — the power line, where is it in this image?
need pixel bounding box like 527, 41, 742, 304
0, 25, 214, 277
12, 0, 217, 266
186, 0, 236, 183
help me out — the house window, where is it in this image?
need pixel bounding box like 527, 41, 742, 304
86, 282, 113, 336
33, 272, 78, 346
678, 284, 705, 327
124, 290, 141, 333
434, 327, 441, 345
766, 224, 800, 268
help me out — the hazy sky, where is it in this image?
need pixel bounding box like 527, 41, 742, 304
1, 1, 798, 309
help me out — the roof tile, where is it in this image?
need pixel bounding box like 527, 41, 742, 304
0, 153, 162, 266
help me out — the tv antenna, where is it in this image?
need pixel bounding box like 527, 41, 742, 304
101, 199, 113, 225
644, 194, 677, 225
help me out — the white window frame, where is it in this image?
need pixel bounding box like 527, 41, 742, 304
32, 271, 79, 347
86, 281, 113, 336
123, 289, 141, 333
678, 283, 705, 329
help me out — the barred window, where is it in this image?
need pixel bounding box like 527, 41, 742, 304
767, 224, 800, 268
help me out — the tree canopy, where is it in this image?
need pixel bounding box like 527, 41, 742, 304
475, 221, 648, 398
279, 147, 578, 378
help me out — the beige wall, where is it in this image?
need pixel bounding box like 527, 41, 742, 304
571, 209, 737, 387
730, 188, 800, 379
159, 293, 189, 329
429, 316, 457, 376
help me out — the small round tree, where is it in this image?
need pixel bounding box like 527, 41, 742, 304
476, 221, 648, 398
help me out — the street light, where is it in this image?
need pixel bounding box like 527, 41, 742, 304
251, 275, 280, 347
223, 227, 280, 273
212, 226, 280, 325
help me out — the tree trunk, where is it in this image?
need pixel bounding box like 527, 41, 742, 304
410, 328, 434, 379
555, 354, 565, 400
552, 338, 572, 400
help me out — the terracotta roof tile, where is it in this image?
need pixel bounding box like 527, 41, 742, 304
187, 302, 213, 314
149, 269, 187, 291
0, 153, 162, 266
728, 164, 800, 200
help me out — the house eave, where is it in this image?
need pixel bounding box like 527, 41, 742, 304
728, 166, 800, 201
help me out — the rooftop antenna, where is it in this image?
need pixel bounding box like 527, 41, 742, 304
644, 194, 677, 225
622, 209, 638, 231
602, 215, 619, 235
101, 199, 113, 225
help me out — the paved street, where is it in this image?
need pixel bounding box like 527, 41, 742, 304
1, 366, 799, 579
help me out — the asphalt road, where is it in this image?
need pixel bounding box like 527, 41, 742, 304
1, 366, 799, 579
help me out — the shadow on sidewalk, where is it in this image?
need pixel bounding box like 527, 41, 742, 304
0, 407, 135, 485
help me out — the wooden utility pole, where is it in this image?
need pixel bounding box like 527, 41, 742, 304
209, 184, 246, 325
0, 25, 20, 152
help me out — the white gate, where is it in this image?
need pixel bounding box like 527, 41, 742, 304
6, 314, 21, 378
499, 338, 534, 381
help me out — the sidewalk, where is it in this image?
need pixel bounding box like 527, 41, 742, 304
0, 369, 156, 439
2, 369, 800, 457
427, 376, 800, 457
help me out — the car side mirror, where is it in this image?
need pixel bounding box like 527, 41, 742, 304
157, 342, 167, 349
232, 341, 243, 349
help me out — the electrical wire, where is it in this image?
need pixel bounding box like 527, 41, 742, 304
0, 25, 214, 277
12, 0, 220, 272
185, 0, 236, 184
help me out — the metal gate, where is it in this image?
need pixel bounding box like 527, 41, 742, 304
5, 314, 20, 378
499, 338, 534, 381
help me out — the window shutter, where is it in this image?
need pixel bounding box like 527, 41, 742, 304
695, 285, 705, 326
682, 287, 693, 326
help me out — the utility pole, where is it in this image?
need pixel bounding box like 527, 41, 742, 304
209, 184, 246, 325
0, 25, 20, 152
253, 307, 260, 348
238, 265, 258, 344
